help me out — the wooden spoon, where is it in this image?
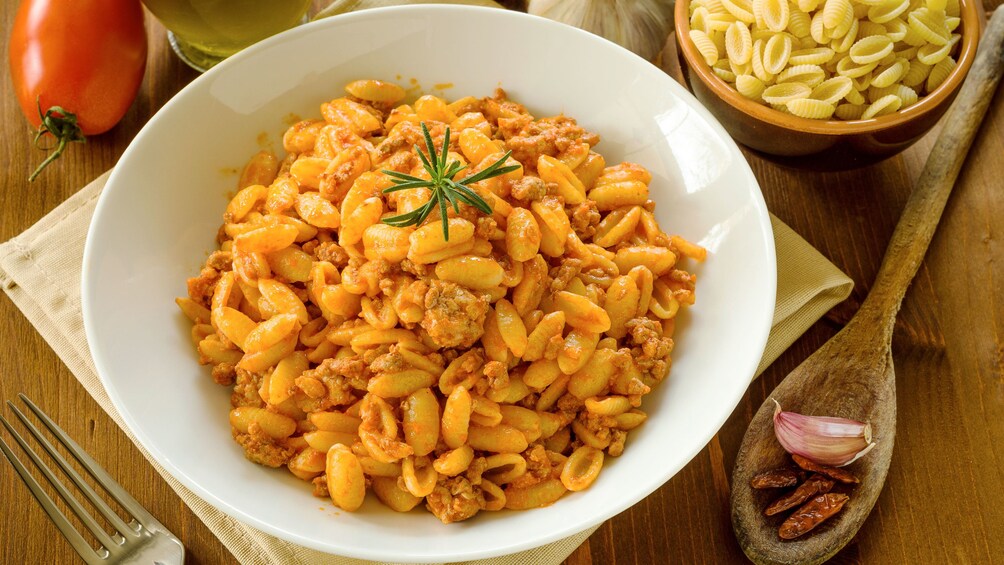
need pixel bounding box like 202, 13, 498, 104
731, 7, 1004, 565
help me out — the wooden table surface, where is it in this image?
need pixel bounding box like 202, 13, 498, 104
2, 2, 1003, 564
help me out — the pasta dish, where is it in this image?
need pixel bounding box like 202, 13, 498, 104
176, 79, 705, 523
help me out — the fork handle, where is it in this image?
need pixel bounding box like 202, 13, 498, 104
857, 6, 1004, 342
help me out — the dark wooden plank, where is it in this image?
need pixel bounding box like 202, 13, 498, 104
1, 2, 1001, 565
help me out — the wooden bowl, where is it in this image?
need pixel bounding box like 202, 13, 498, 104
674, 0, 982, 169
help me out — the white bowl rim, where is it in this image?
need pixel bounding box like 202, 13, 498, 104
82, 4, 777, 561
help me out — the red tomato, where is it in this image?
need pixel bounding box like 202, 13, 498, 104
9, 0, 147, 179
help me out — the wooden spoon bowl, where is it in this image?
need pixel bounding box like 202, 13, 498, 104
732, 308, 896, 564
730, 8, 1004, 564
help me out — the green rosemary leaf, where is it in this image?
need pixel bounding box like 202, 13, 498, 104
379, 121, 513, 234
448, 187, 487, 211
382, 180, 435, 193
459, 151, 519, 185
442, 184, 462, 215
438, 196, 450, 241
448, 181, 493, 215
445, 160, 467, 179
422, 123, 438, 168
439, 126, 451, 172
414, 142, 435, 174
382, 169, 421, 181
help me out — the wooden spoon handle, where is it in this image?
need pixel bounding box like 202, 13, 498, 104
858, 6, 1004, 339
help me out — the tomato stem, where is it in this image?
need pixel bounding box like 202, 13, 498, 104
29, 99, 86, 182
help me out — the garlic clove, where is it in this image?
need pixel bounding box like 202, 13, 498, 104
772, 399, 876, 467
528, 0, 675, 61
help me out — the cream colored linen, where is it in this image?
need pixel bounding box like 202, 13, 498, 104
0, 170, 851, 565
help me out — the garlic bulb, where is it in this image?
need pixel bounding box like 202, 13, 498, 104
528, 0, 675, 61
315, 0, 504, 21
772, 400, 876, 467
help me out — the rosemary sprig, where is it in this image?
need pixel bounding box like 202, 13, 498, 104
381, 122, 520, 241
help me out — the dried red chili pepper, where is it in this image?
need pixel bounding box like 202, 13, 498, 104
764, 474, 834, 516
779, 493, 850, 539
792, 454, 860, 484
751, 468, 803, 489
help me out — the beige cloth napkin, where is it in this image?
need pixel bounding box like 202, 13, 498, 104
0, 171, 851, 565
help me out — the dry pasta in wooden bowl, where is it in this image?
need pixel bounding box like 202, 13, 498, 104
675, 0, 982, 167
176, 79, 707, 524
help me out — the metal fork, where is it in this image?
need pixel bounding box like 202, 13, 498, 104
0, 394, 185, 565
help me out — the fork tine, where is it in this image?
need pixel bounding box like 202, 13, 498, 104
0, 433, 100, 563
8, 401, 138, 539
0, 414, 118, 560
18, 393, 159, 527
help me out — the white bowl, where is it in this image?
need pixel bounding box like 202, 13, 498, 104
82, 5, 775, 562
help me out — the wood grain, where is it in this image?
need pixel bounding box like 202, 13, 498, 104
2, 2, 1003, 565
733, 9, 1004, 564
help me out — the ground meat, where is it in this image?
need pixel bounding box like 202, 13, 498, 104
359, 397, 413, 462
186, 266, 219, 308
543, 334, 564, 360
368, 350, 408, 374
508, 445, 551, 489
556, 393, 584, 417
426, 477, 484, 524
483, 361, 509, 393
626, 317, 675, 383
576, 413, 614, 449
517, 392, 540, 410
311, 475, 329, 498
400, 259, 431, 278
475, 216, 497, 240
549, 259, 583, 293
505, 116, 600, 170
483, 88, 532, 124
509, 176, 548, 202
607, 430, 628, 457
206, 250, 233, 271
233, 423, 294, 468
231, 368, 265, 409
465, 456, 488, 486
421, 280, 489, 349
666, 269, 697, 305
375, 121, 449, 164
382, 149, 416, 173
345, 95, 392, 120
211, 362, 236, 386
314, 241, 349, 268
569, 201, 600, 239
300, 356, 369, 406
496, 115, 534, 141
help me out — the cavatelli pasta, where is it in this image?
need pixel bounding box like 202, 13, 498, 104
861, 93, 903, 118
761, 0, 791, 31
908, 7, 951, 46
834, 102, 867, 119
726, 21, 755, 64
810, 75, 854, 104
789, 47, 836, 65
868, 0, 910, 24
736, 74, 768, 100
786, 97, 836, 118
899, 59, 931, 87
830, 19, 860, 53
763, 33, 794, 74
762, 82, 812, 103
926, 55, 955, 91
690, 29, 720, 65
685, 0, 965, 120
787, 8, 812, 37
849, 35, 894, 64
778, 64, 827, 86
870, 57, 910, 87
